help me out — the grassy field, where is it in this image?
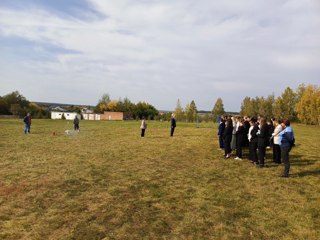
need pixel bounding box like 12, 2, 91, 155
0, 119, 319, 240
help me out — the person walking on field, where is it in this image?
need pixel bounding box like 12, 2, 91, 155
170, 113, 176, 137
140, 117, 147, 138
23, 113, 31, 134
73, 116, 80, 132
279, 119, 294, 177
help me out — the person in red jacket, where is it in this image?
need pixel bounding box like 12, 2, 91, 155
23, 113, 31, 134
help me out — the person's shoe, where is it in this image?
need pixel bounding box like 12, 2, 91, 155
234, 157, 239, 160
256, 164, 264, 168
280, 175, 289, 178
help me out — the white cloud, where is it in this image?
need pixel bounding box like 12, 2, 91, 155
0, 0, 319, 111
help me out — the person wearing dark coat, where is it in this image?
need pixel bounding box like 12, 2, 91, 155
223, 119, 233, 159
266, 120, 274, 148
218, 116, 225, 150
170, 114, 176, 137
73, 116, 80, 132
23, 113, 31, 134
243, 116, 250, 147
235, 119, 246, 160
248, 118, 259, 164
257, 117, 268, 168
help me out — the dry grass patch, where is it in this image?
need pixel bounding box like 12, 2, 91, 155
0, 120, 319, 239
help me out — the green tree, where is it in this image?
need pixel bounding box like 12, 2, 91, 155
2, 91, 29, 116
212, 98, 225, 122
0, 97, 9, 114
134, 102, 159, 120
185, 100, 197, 122
256, 94, 274, 119
240, 97, 257, 117
274, 87, 297, 120
174, 99, 184, 121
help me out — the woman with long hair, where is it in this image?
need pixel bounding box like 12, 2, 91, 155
223, 118, 233, 159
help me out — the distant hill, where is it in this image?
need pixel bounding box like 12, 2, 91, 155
33, 101, 94, 108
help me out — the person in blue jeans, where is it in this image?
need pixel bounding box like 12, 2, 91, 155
23, 113, 31, 134
279, 118, 295, 177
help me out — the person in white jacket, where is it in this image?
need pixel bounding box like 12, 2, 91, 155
271, 119, 283, 164
140, 117, 147, 138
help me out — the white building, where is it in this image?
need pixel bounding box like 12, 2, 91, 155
82, 113, 101, 120
51, 111, 80, 120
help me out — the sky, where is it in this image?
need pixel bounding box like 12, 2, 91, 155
0, 0, 319, 111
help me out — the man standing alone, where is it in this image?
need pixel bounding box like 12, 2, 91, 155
170, 114, 176, 137
23, 113, 31, 134
73, 116, 80, 132
279, 119, 294, 177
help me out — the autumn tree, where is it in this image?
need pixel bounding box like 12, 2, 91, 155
94, 93, 111, 113
185, 100, 197, 122
296, 85, 320, 125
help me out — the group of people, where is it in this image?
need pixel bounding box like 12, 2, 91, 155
218, 115, 295, 177
23, 113, 81, 134
140, 113, 176, 138
23, 112, 295, 177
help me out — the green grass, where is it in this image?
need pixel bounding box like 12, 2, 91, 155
0, 119, 319, 239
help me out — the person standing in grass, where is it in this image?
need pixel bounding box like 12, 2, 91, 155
235, 119, 246, 160
271, 119, 283, 164
218, 116, 225, 150
230, 116, 237, 152
73, 116, 80, 132
170, 113, 176, 137
279, 119, 294, 177
257, 117, 268, 168
140, 116, 147, 138
248, 118, 259, 164
23, 113, 31, 134
223, 118, 233, 159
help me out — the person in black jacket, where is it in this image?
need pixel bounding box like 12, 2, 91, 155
243, 116, 250, 147
170, 114, 176, 137
248, 118, 259, 164
73, 116, 80, 132
257, 117, 268, 168
223, 118, 233, 159
218, 116, 225, 150
235, 119, 246, 160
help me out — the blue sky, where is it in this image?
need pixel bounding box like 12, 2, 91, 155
0, 0, 319, 111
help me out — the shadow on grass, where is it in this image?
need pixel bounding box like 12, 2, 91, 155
290, 154, 319, 166
290, 170, 320, 177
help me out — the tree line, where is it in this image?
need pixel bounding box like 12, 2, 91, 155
94, 93, 159, 120
211, 84, 320, 125
0, 91, 50, 118
1, 83, 319, 125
